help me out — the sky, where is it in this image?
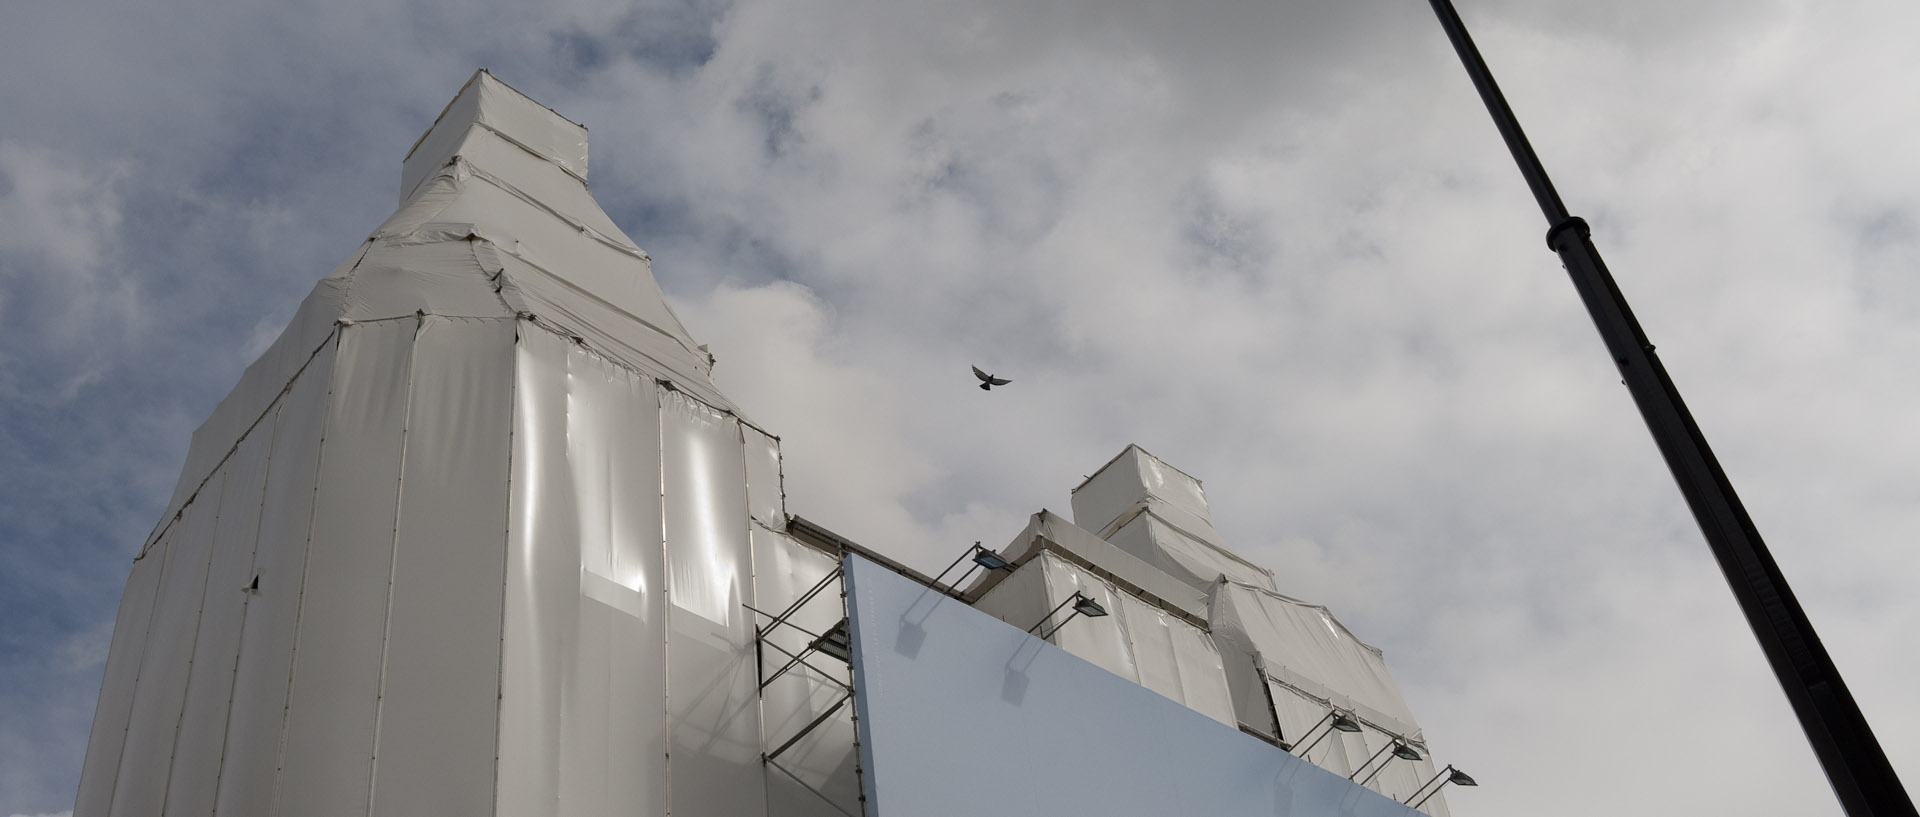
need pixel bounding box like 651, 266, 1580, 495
3, 0, 1917, 815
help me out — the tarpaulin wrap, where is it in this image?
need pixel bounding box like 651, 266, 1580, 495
745, 426, 787, 532
83, 70, 770, 817
369, 317, 517, 817
662, 386, 768, 815
402, 70, 588, 202
107, 471, 225, 817
500, 326, 672, 816
211, 337, 335, 817
160, 411, 272, 817
1070, 444, 1213, 536
1211, 582, 1420, 737
979, 510, 1209, 621
974, 551, 1236, 727
1069, 445, 1276, 594
1105, 510, 1277, 593
155, 72, 729, 535
1209, 580, 1446, 810
72, 538, 163, 817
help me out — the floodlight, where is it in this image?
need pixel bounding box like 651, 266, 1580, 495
1407, 764, 1478, 809
1293, 710, 1363, 757
1029, 592, 1109, 640
972, 549, 1013, 572
930, 541, 1015, 596
1072, 595, 1107, 618
1353, 739, 1422, 787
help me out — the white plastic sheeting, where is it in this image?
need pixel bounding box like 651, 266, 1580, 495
1105, 511, 1277, 593
273, 319, 416, 817
973, 551, 1236, 727
845, 553, 1422, 817
109, 470, 225, 817
72, 535, 163, 817
78, 71, 789, 817
662, 386, 768, 816
975, 509, 1209, 621
1071, 444, 1213, 535
1071, 445, 1276, 593
402, 69, 589, 201
161, 411, 271, 817
500, 325, 669, 817
1211, 581, 1421, 738
745, 426, 786, 532
369, 316, 516, 816
153, 69, 726, 535
213, 339, 335, 817
1209, 580, 1450, 812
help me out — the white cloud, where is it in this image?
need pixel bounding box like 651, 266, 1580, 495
5, 0, 1919, 815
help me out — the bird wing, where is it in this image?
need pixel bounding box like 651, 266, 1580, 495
972, 365, 991, 382
989, 377, 1011, 386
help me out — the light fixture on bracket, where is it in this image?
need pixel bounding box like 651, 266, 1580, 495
1352, 739, 1423, 787
1292, 709, 1364, 757
1027, 591, 1109, 640
929, 541, 1016, 596
1406, 764, 1477, 809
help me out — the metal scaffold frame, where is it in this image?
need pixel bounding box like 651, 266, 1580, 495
746, 563, 868, 817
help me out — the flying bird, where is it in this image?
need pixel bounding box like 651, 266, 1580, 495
972, 366, 1012, 391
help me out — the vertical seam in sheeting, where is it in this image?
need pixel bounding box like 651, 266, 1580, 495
740, 415, 775, 817
489, 318, 519, 817
366, 313, 426, 815
596, 351, 618, 800
656, 381, 674, 817
149, 467, 232, 815
207, 400, 284, 815
143, 325, 350, 558
94, 522, 180, 817
270, 326, 346, 817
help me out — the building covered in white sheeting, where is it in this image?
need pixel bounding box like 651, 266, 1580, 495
75, 71, 1467, 817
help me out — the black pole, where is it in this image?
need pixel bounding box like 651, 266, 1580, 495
1424, 3, 1916, 815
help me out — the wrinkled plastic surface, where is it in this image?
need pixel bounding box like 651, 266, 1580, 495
402, 70, 588, 201
846, 554, 1420, 817
662, 386, 767, 816
369, 317, 516, 817
72, 536, 165, 817
1106, 511, 1275, 592
80, 70, 777, 817
973, 551, 1236, 726
745, 426, 786, 532
1209, 580, 1448, 811
162, 416, 272, 817
1070, 444, 1214, 538
214, 339, 336, 817
1070, 446, 1275, 593
977, 510, 1208, 620
109, 470, 225, 817
1211, 582, 1420, 738
276, 319, 417, 817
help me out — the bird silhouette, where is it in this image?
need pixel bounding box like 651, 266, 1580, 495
972, 365, 1011, 391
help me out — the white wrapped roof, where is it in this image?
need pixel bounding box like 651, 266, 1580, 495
1210, 580, 1421, 739
156, 69, 727, 536
1070, 444, 1276, 592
